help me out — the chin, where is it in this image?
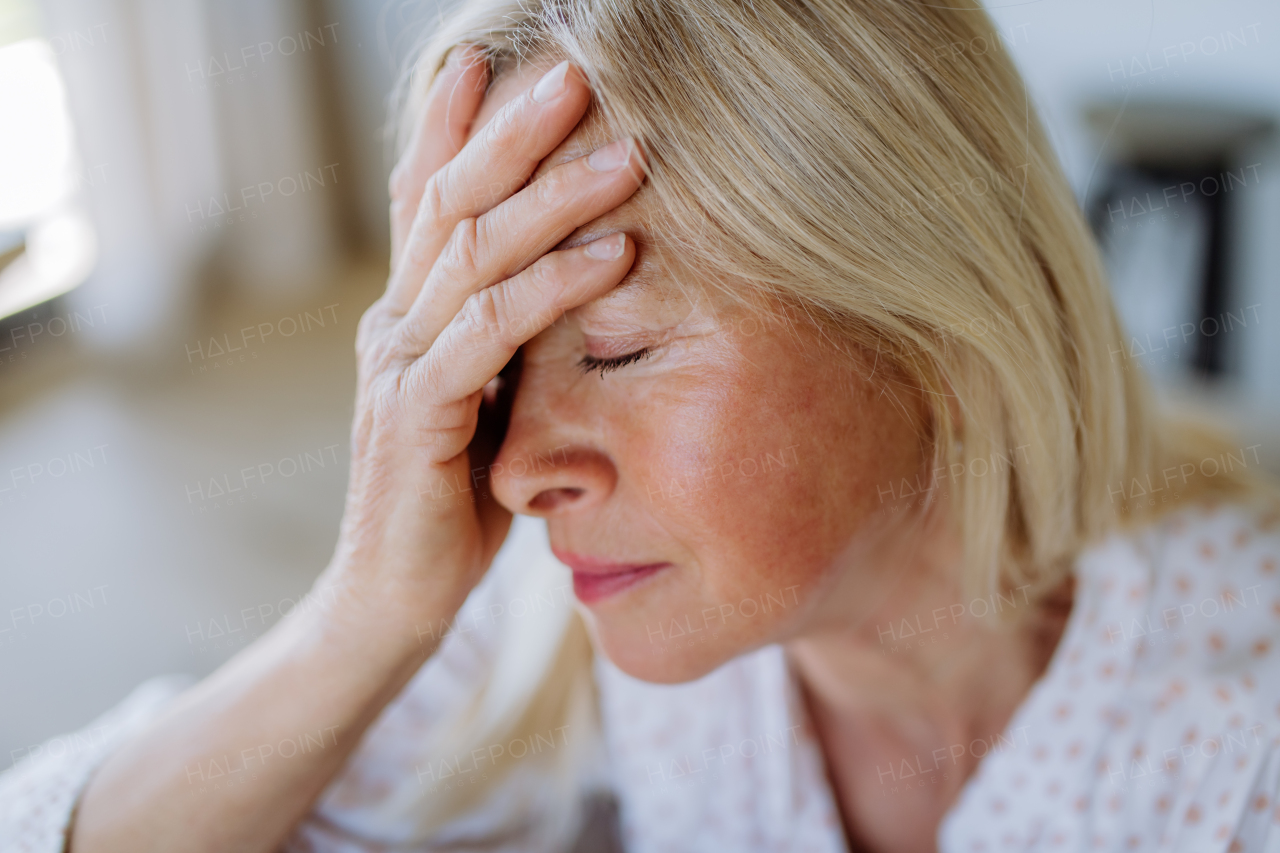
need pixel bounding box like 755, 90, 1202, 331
579, 567, 822, 683
587, 616, 759, 684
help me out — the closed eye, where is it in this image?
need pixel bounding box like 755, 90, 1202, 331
577, 348, 652, 377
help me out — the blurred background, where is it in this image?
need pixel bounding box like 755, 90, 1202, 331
1, 0, 1278, 767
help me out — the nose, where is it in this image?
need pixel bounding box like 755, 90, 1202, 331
488, 392, 618, 517
490, 441, 617, 516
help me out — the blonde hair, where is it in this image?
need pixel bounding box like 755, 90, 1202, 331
386, 0, 1268, 842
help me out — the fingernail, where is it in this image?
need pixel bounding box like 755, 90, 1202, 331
585, 233, 625, 260
532, 60, 570, 103
587, 139, 633, 172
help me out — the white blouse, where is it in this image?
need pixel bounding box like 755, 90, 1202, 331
2, 501, 1279, 852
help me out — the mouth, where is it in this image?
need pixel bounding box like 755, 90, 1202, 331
552, 550, 672, 604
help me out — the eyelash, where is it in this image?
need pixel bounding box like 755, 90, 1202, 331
577, 348, 653, 377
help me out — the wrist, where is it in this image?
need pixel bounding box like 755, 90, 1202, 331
301, 567, 470, 683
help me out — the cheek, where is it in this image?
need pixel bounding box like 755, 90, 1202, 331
603, 331, 923, 672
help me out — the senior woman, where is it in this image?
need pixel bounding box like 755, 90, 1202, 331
4, 0, 1279, 851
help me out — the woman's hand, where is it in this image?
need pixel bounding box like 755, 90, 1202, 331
67, 50, 645, 853
323, 48, 646, 639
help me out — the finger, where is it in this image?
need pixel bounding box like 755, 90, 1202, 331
392, 137, 645, 356
389, 44, 489, 262
409, 232, 635, 408
384, 59, 592, 314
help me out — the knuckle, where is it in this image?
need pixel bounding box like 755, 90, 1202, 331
369, 376, 406, 422
356, 332, 391, 373
405, 359, 450, 410
356, 302, 387, 345
356, 307, 375, 338
419, 170, 453, 229
355, 303, 411, 373
480, 106, 542, 181
483, 104, 521, 153
388, 198, 411, 231
387, 163, 408, 200
440, 217, 481, 280
404, 231, 431, 270
526, 257, 565, 305
459, 288, 502, 342
368, 369, 396, 401
531, 168, 568, 209
355, 322, 375, 354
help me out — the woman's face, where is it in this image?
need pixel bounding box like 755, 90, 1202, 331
474, 61, 928, 683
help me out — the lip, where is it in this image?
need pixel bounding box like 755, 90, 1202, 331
552, 550, 672, 604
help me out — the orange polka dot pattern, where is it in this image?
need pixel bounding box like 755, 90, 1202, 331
938, 502, 1280, 852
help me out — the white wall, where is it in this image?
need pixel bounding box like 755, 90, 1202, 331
985, 0, 1280, 411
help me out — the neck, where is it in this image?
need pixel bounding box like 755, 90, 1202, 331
782, 506, 1074, 852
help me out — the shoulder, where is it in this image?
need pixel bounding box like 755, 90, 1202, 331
0, 675, 192, 853
1094, 502, 1280, 847
1102, 500, 1280, 694
1053, 500, 1280, 757
941, 500, 1280, 851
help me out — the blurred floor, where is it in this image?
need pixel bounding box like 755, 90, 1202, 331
0, 261, 383, 766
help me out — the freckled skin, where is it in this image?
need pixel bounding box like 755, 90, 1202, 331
498, 290, 926, 683
471, 62, 927, 684
472, 61, 1069, 853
